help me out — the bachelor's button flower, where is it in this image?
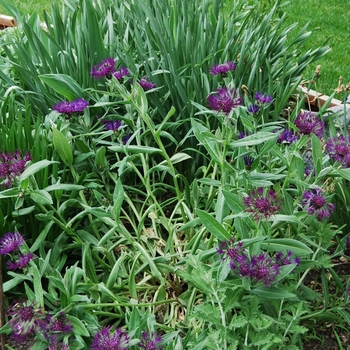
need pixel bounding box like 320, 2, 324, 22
217, 238, 245, 270
7, 253, 34, 270
0, 232, 25, 255
139, 331, 163, 350
122, 135, 131, 145
326, 135, 350, 167
243, 155, 255, 168
295, 111, 324, 138
113, 67, 129, 80
248, 104, 261, 114
208, 87, 242, 114
91, 327, 130, 350
275, 250, 300, 266
254, 92, 273, 104
277, 129, 299, 144
53, 98, 89, 115
302, 187, 335, 220
137, 77, 156, 90
238, 131, 250, 139
91, 58, 116, 78
0, 151, 31, 187
243, 187, 280, 220
210, 61, 236, 76
101, 119, 123, 132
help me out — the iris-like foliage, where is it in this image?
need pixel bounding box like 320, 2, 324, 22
302, 188, 335, 220
209, 61, 236, 76
139, 331, 163, 350
326, 135, 350, 167
295, 111, 324, 138
243, 187, 280, 220
53, 98, 89, 115
0, 151, 31, 187
91, 327, 130, 350
208, 87, 242, 114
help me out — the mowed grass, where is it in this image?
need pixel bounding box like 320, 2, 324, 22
1, 0, 349, 96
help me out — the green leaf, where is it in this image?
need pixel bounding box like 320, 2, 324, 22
66, 315, 90, 337
39, 74, 83, 100
196, 209, 231, 241
30, 190, 53, 206
251, 286, 296, 299
260, 238, 313, 255
19, 160, 58, 182
108, 145, 162, 154
230, 132, 278, 147
52, 128, 73, 166
44, 184, 85, 192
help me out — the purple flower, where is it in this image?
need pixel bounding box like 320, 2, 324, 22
91, 58, 116, 78
7, 253, 34, 270
0, 232, 24, 255
122, 135, 131, 145
243, 155, 255, 168
101, 119, 123, 132
302, 188, 335, 220
217, 238, 245, 270
248, 104, 261, 114
91, 327, 130, 350
243, 187, 280, 220
295, 111, 324, 138
277, 129, 299, 144
239, 253, 280, 286
44, 312, 73, 334
238, 131, 250, 139
7, 301, 45, 344
139, 332, 163, 350
53, 98, 89, 115
304, 165, 314, 176
326, 135, 350, 168
254, 92, 273, 104
275, 251, 300, 266
137, 77, 156, 90
0, 151, 31, 187
208, 87, 242, 114
113, 67, 129, 80
210, 61, 236, 76
345, 236, 350, 256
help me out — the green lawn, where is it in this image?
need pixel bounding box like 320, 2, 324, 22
1, 0, 349, 96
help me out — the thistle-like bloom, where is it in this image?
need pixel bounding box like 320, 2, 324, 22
243, 187, 280, 220
275, 250, 300, 266
295, 111, 324, 138
91, 327, 130, 350
44, 312, 73, 334
101, 119, 123, 132
326, 135, 350, 168
0, 151, 31, 187
239, 253, 280, 286
139, 332, 163, 350
302, 187, 335, 220
8, 301, 45, 344
243, 155, 255, 168
0, 232, 24, 255
254, 92, 273, 104
208, 87, 242, 114
7, 253, 34, 270
210, 61, 236, 76
248, 104, 261, 114
113, 67, 129, 80
277, 129, 299, 144
53, 98, 89, 115
137, 77, 156, 90
91, 58, 116, 78
217, 237, 245, 270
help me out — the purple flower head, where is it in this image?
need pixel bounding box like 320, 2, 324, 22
210, 61, 236, 76
53, 98, 89, 115
243, 155, 255, 168
295, 111, 324, 138
7, 253, 34, 270
239, 253, 280, 286
208, 87, 242, 114
254, 92, 273, 104
45, 312, 73, 334
101, 119, 123, 132
302, 187, 335, 221
137, 77, 156, 91
248, 104, 261, 114
91, 327, 130, 350
277, 129, 299, 144
217, 238, 244, 260
7, 301, 45, 344
238, 131, 250, 139
345, 236, 350, 256
122, 135, 131, 145
326, 135, 350, 167
139, 331, 163, 350
304, 164, 314, 177
91, 58, 116, 78
0, 151, 31, 187
113, 67, 129, 80
0, 232, 24, 255
275, 250, 300, 266
243, 187, 280, 220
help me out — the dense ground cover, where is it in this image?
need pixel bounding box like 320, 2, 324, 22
0, 0, 350, 349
